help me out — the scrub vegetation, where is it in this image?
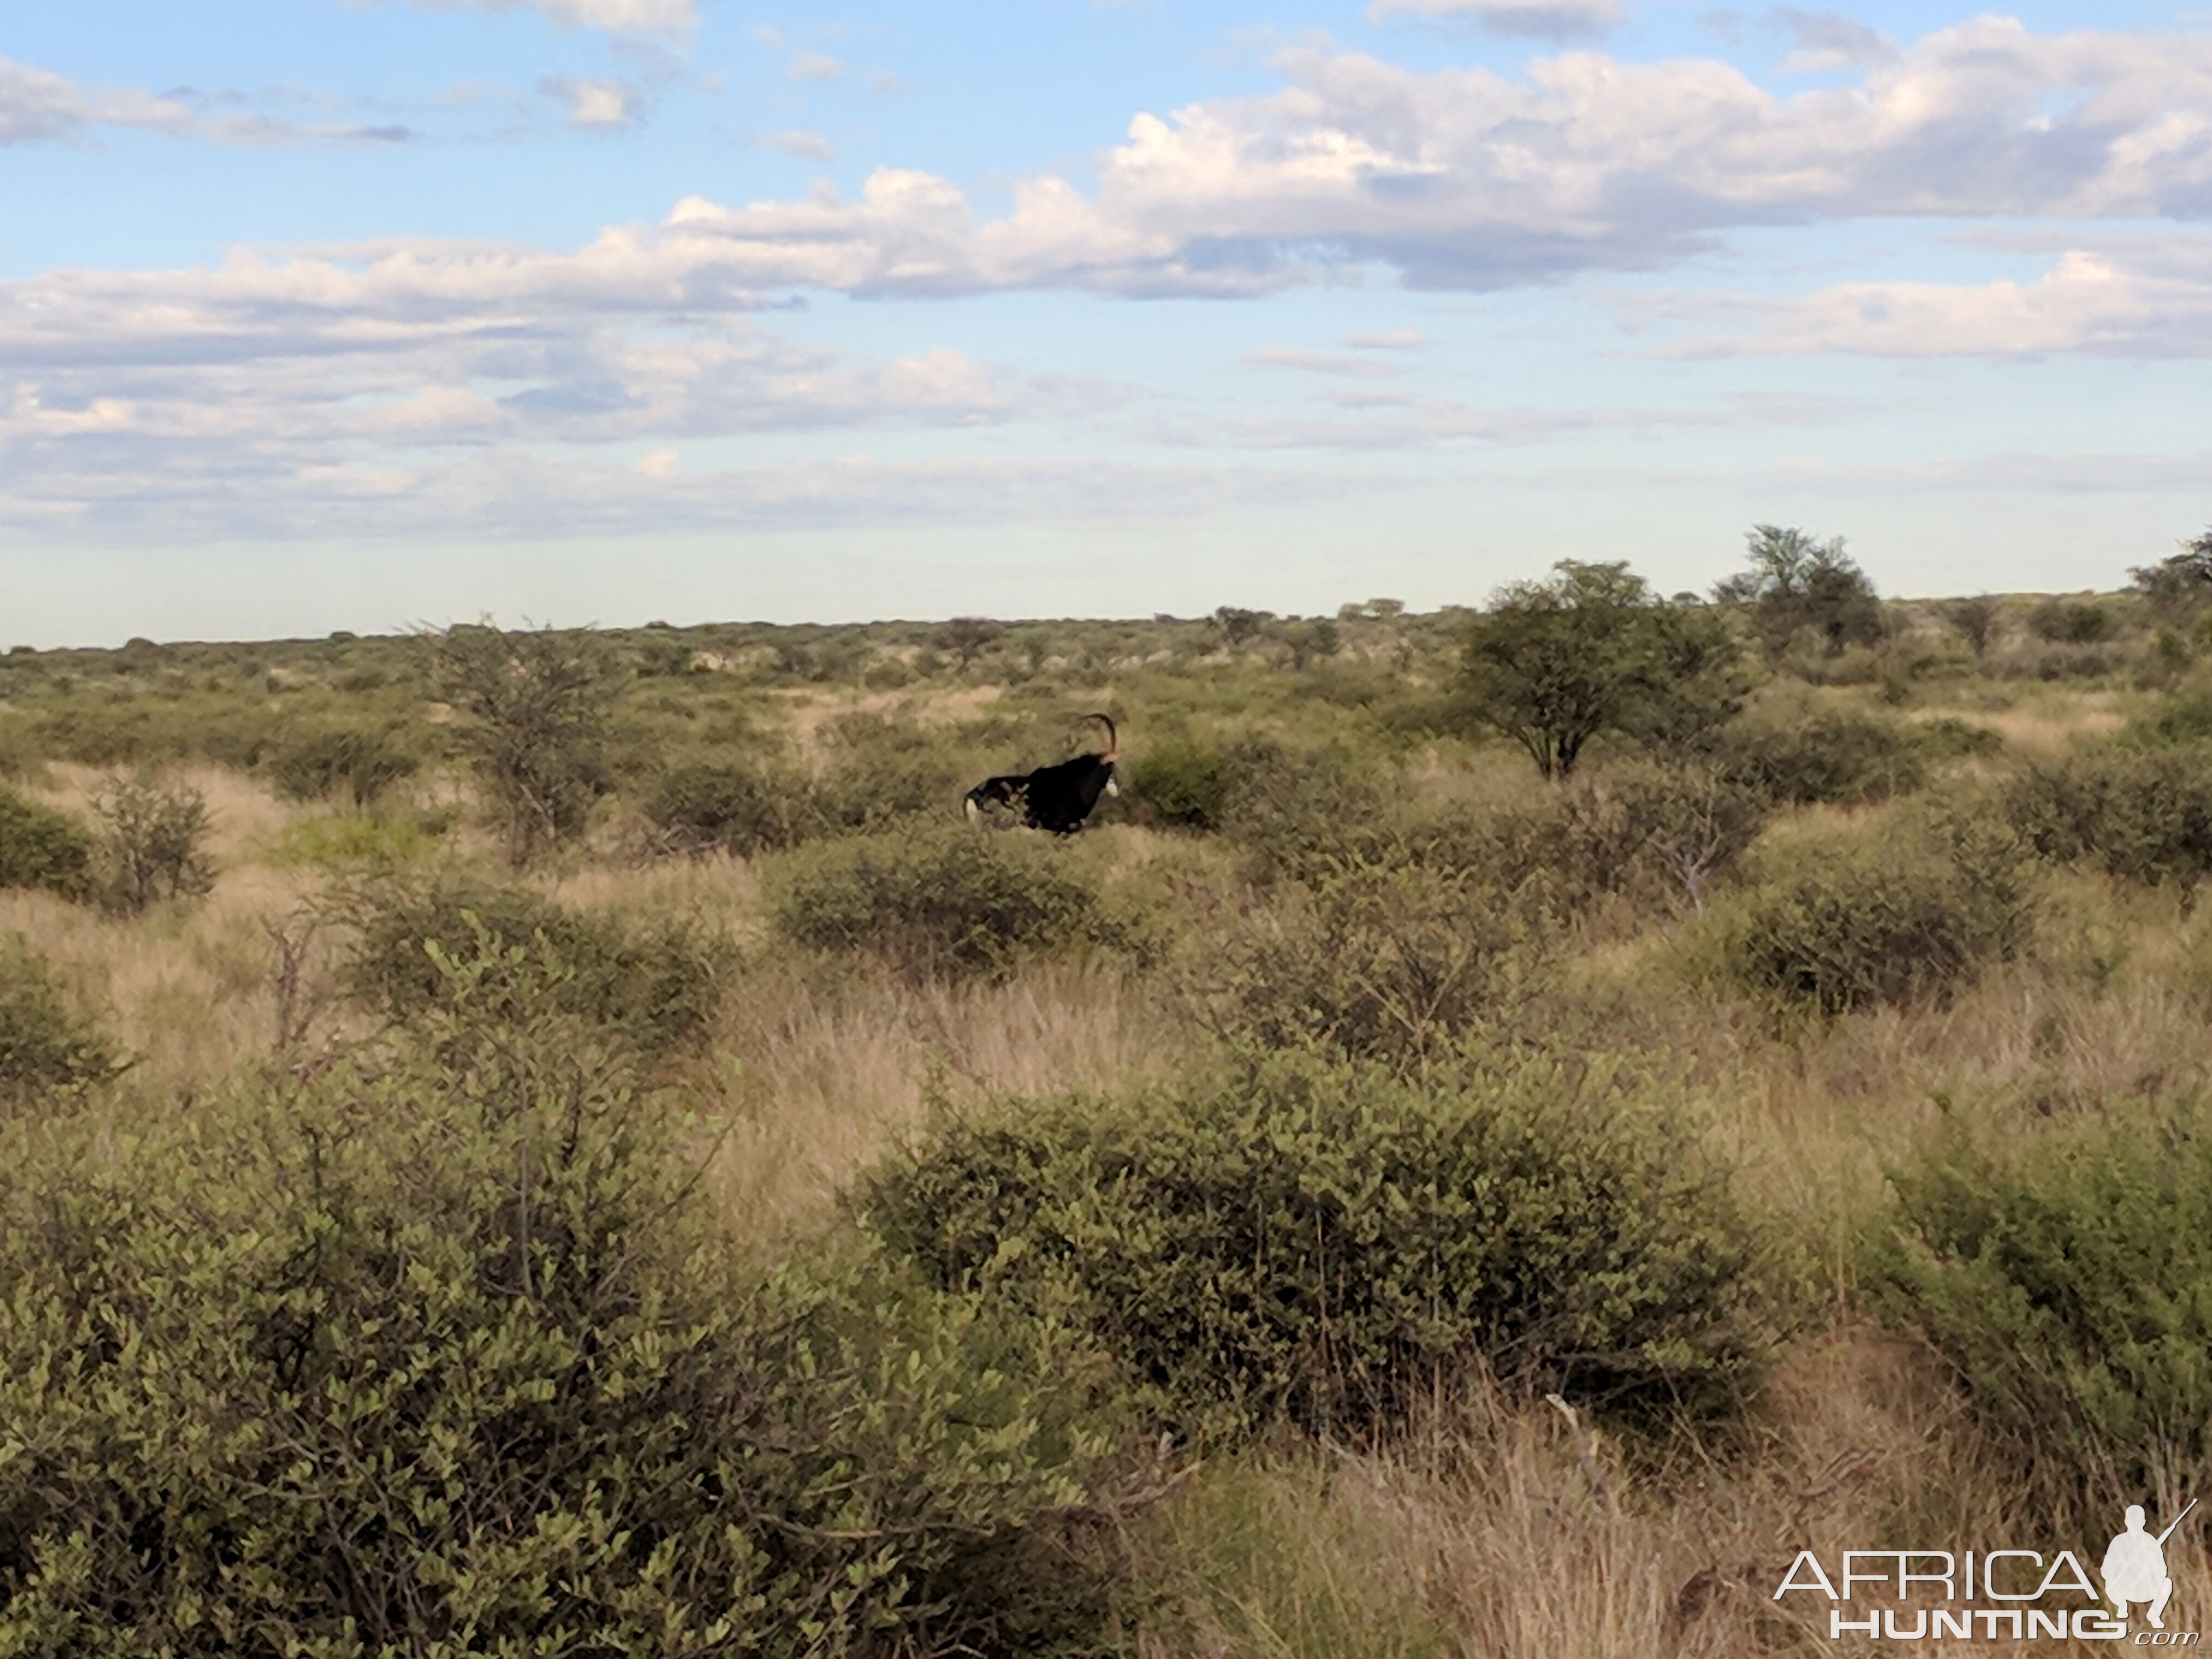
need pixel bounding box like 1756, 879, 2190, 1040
3, 528, 2211, 1654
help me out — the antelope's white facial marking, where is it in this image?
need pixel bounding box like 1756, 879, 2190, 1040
1105, 775, 1119, 797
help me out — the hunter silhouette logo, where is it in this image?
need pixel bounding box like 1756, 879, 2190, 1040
1773, 1497, 2199, 1643
2105, 1501, 2195, 1631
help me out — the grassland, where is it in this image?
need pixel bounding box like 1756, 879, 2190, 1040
3, 585, 2211, 1655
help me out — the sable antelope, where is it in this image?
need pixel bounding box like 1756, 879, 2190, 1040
964, 714, 1119, 834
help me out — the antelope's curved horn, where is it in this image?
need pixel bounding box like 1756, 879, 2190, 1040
1085, 712, 1117, 759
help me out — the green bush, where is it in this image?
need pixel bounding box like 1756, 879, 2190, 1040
1866, 1103, 2212, 1509
2028, 598, 2113, 644
1195, 861, 1551, 1071
0, 936, 115, 1102
2004, 741, 2212, 888
264, 723, 421, 804
0, 1009, 1133, 1655
351, 883, 732, 1052
642, 758, 812, 855
0, 786, 93, 901
1475, 761, 1769, 915
770, 825, 1144, 979
1714, 702, 1926, 806
89, 772, 215, 915
810, 715, 973, 836
1713, 808, 2034, 1015
1124, 733, 1227, 830
2136, 688, 2212, 745
1215, 739, 1392, 886
865, 1051, 1774, 1442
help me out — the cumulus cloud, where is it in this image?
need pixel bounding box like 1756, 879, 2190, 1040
1, 55, 410, 145
1367, 0, 1627, 38
628, 19, 2212, 297
539, 76, 636, 128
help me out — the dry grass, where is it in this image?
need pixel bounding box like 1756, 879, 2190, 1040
1913, 692, 2125, 756
696, 958, 1170, 1246
5, 686, 2208, 1652
1140, 1323, 2182, 1659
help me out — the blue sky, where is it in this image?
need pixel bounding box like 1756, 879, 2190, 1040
5, 0, 2211, 643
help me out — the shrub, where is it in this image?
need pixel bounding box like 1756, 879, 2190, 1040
771, 825, 1142, 979
1194, 862, 1551, 1071
2133, 687, 2212, 746
88, 772, 214, 915
1714, 702, 1926, 806
865, 1050, 1774, 1442
264, 723, 420, 804
0, 1007, 1133, 1655
1866, 1103, 2212, 1511
642, 758, 813, 855
433, 623, 620, 868
1215, 739, 1392, 886
1124, 733, 1227, 830
0, 935, 115, 1102
1508, 761, 1768, 914
1913, 715, 2005, 761
2004, 741, 2212, 889
0, 786, 93, 901
1713, 807, 2033, 1015
810, 714, 973, 836
2028, 598, 2113, 644
351, 883, 732, 1052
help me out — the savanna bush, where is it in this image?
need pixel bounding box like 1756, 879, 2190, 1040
89, 772, 215, 915
2005, 740, 2212, 888
865, 1050, 1775, 1442
351, 882, 733, 1053
0, 1001, 1134, 1656
1434, 761, 1769, 916
1714, 701, 1927, 806
1865, 1103, 2212, 1511
1711, 807, 2034, 1015
2135, 687, 2212, 746
1123, 733, 1227, 830
0, 934, 115, 1102
642, 757, 814, 855
0, 785, 93, 901
770, 825, 1148, 979
264, 723, 421, 805
1214, 738, 1393, 886
1195, 861, 1552, 1071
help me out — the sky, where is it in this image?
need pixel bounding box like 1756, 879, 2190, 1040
4, 1, 2212, 644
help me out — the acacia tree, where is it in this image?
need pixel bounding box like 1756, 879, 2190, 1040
938, 616, 1002, 674
1714, 524, 1884, 660
2131, 528, 2212, 620
432, 622, 620, 868
1459, 561, 1744, 780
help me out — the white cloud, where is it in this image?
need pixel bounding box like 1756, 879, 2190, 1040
1, 55, 411, 145
1344, 328, 1428, 349
785, 51, 848, 84
396, 0, 696, 33
652, 19, 2212, 297
1368, 0, 1626, 38
752, 128, 833, 160
1244, 347, 1400, 376
539, 76, 635, 128
1645, 242, 2212, 358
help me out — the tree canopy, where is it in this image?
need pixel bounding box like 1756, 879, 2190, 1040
1714, 525, 1884, 660
1459, 560, 1745, 780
